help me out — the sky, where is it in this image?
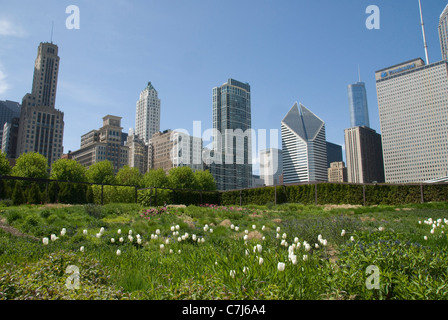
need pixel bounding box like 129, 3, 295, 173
0, 0, 447, 174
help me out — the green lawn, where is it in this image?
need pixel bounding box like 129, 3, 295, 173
1, 201, 448, 300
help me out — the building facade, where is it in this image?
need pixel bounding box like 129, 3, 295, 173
440, 4, 448, 61
281, 103, 327, 184
259, 148, 283, 186
148, 130, 203, 174
126, 129, 148, 174
326, 142, 343, 169
16, 42, 64, 166
344, 126, 384, 183
71, 115, 129, 173
347, 82, 370, 128
375, 58, 448, 183
0, 100, 21, 151
135, 82, 161, 144
210, 79, 253, 190
328, 161, 347, 183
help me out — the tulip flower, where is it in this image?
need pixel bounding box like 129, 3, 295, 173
192, 234, 197, 241
261, 225, 265, 231
303, 255, 308, 261
60, 228, 66, 236
96, 233, 101, 238
282, 233, 287, 239
116, 249, 121, 256
245, 229, 249, 234
341, 230, 346, 237
51, 234, 58, 241
178, 250, 181, 254
235, 226, 240, 232
117, 229, 121, 235
128, 236, 133, 242
210, 229, 213, 233
276, 227, 281, 232
378, 227, 384, 232
155, 229, 160, 235
230, 270, 236, 278
169, 249, 173, 254
201, 238, 205, 243
83, 229, 88, 235
277, 262, 285, 272
256, 244, 262, 253
176, 225, 180, 230
80, 246, 85, 252
171, 226, 175, 232
424, 236, 428, 240
165, 239, 170, 245
252, 225, 256, 230
243, 235, 249, 241
100, 227, 105, 234
231, 224, 235, 230
119, 237, 124, 243
111, 238, 115, 243
262, 236, 266, 241
243, 266, 249, 274
137, 238, 142, 245
42, 237, 49, 245
160, 244, 165, 250
291, 254, 298, 265
350, 236, 355, 242
259, 257, 264, 265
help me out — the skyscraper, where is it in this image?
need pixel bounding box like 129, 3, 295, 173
16, 42, 64, 166
135, 82, 161, 144
375, 58, 448, 183
344, 126, 384, 183
281, 103, 327, 184
259, 148, 283, 186
0, 100, 21, 150
439, 4, 448, 61
347, 82, 370, 128
210, 79, 252, 190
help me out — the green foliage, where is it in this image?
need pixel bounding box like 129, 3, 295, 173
50, 158, 87, 182
11, 182, 25, 206
11, 152, 49, 179
86, 160, 116, 185
167, 166, 197, 190
143, 168, 169, 188
116, 166, 143, 187
26, 183, 42, 205
193, 170, 216, 191
0, 152, 11, 175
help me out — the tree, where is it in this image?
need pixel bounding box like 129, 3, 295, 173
50, 158, 87, 182
116, 166, 143, 187
143, 168, 169, 188
167, 166, 197, 190
194, 170, 217, 191
11, 152, 49, 179
86, 161, 116, 185
0, 152, 11, 176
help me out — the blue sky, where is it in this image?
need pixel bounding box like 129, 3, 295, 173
0, 0, 447, 173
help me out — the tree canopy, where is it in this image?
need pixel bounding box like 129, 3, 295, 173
11, 152, 49, 179
0, 152, 11, 176
50, 158, 87, 182
116, 165, 143, 186
86, 160, 116, 185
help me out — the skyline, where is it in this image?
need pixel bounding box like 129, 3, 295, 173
1, 1, 447, 174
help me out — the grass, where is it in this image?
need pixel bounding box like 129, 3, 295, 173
1, 201, 448, 299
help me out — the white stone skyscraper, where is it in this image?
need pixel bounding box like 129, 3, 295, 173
439, 4, 448, 61
281, 103, 327, 184
16, 42, 64, 166
375, 58, 448, 183
135, 82, 160, 144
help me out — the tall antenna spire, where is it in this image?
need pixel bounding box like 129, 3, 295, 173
358, 64, 361, 82
419, 0, 430, 64
50, 21, 54, 43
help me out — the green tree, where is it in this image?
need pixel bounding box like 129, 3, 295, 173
50, 158, 87, 182
143, 168, 169, 188
11, 152, 49, 179
12, 182, 25, 205
168, 166, 197, 189
116, 166, 143, 186
0, 152, 11, 175
26, 183, 42, 204
86, 161, 116, 185
193, 170, 217, 191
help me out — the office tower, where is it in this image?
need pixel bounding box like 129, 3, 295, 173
259, 148, 283, 186
440, 4, 448, 61
375, 58, 448, 183
210, 79, 252, 190
16, 42, 64, 166
344, 126, 384, 183
281, 103, 327, 184
0, 100, 21, 150
348, 82, 370, 128
148, 129, 203, 174
328, 161, 347, 183
326, 142, 343, 168
126, 129, 148, 174
135, 82, 161, 143
2, 118, 20, 159
71, 115, 129, 173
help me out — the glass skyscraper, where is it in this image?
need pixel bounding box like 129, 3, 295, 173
439, 4, 448, 61
210, 79, 252, 191
347, 82, 370, 128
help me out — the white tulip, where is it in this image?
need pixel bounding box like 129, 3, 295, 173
100, 227, 105, 234
431, 229, 435, 234
350, 236, 355, 242
42, 237, 49, 245
303, 254, 308, 261
280, 239, 286, 246
262, 225, 265, 231
243, 235, 249, 241
321, 239, 328, 246
235, 226, 240, 232
155, 229, 160, 235
83, 229, 88, 235
169, 249, 173, 254
276, 233, 280, 239
170, 226, 175, 232
116, 249, 121, 256
277, 262, 285, 272
80, 246, 85, 252
245, 249, 250, 256
119, 237, 124, 243
176, 225, 180, 230
291, 254, 298, 265
341, 230, 346, 237
424, 236, 428, 240
137, 238, 142, 245
192, 234, 197, 241
378, 227, 384, 232
128, 236, 133, 242
304, 243, 311, 252
117, 229, 121, 235
231, 224, 235, 230
154, 235, 158, 240
51, 234, 58, 241
209, 229, 213, 233
294, 237, 299, 243
165, 239, 170, 245
256, 244, 262, 253
201, 238, 205, 243
178, 250, 181, 254
276, 227, 281, 232
160, 244, 165, 250
252, 225, 256, 230
111, 238, 115, 243
60, 228, 66, 236
245, 229, 249, 235
259, 257, 264, 265
243, 266, 249, 274
315, 243, 319, 249
96, 233, 101, 238
262, 236, 266, 241
177, 237, 182, 242
282, 233, 287, 239
230, 270, 236, 278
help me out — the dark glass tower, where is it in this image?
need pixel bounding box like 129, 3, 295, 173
210, 79, 252, 190
348, 82, 370, 128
